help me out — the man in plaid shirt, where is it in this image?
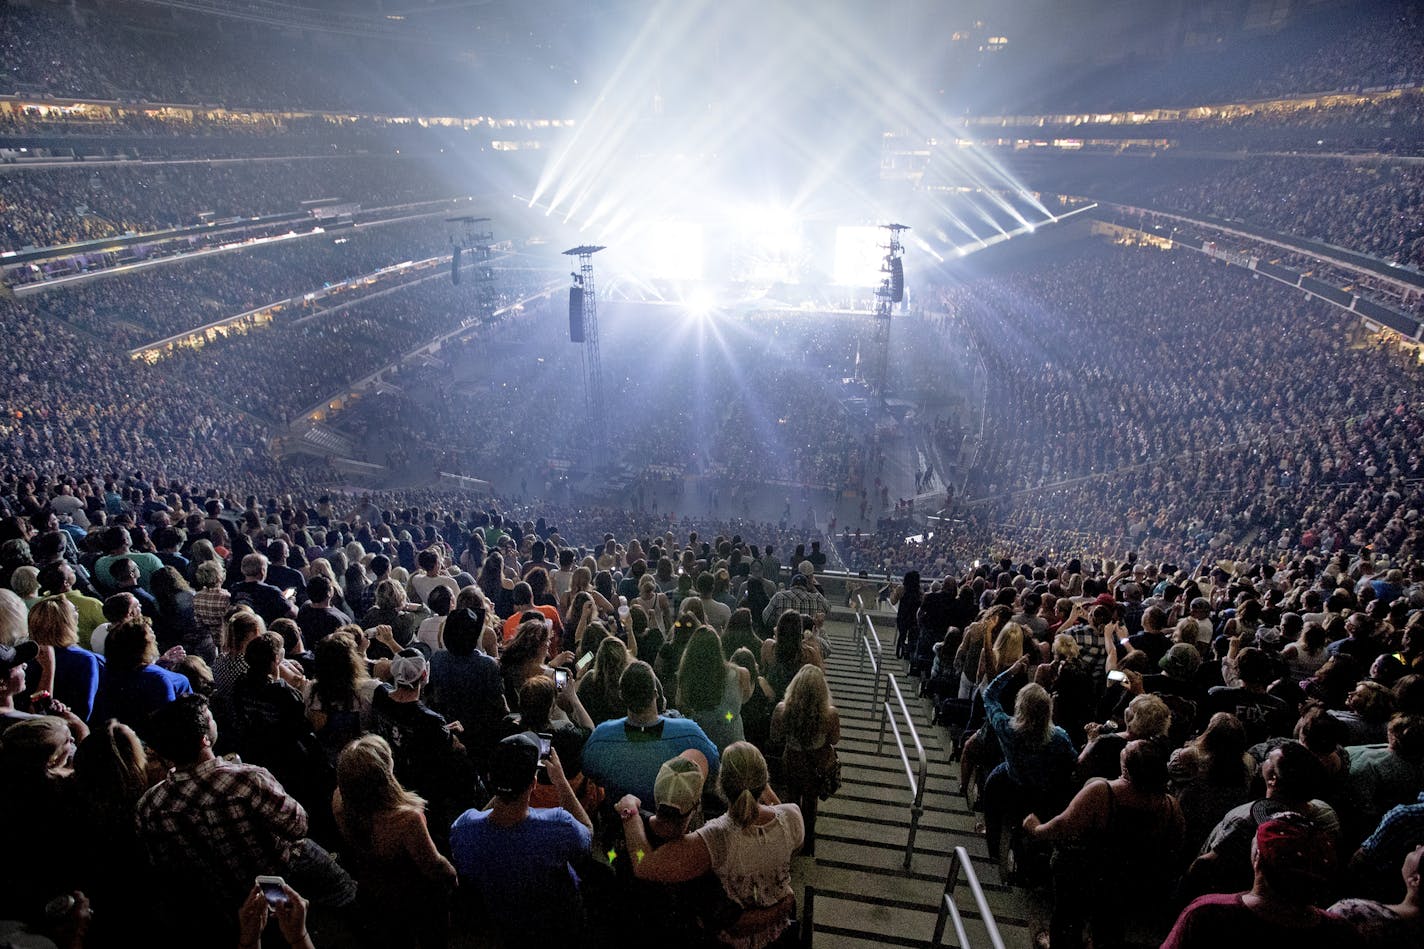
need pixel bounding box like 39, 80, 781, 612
761, 573, 829, 628
137, 694, 353, 927
1059, 599, 1119, 694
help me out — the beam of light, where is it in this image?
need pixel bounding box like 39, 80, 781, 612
946, 202, 1096, 261
912, 235, 945, 263
522, 0, 1056, 290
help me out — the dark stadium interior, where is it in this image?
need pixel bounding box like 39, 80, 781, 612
1, 1, 1422, 947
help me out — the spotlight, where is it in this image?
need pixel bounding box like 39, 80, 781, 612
686, 288, 716, 318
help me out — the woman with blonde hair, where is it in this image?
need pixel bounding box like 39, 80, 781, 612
1037, 632, 1095, 746
978, 657, 1077, 875
677, 596, 707, 628
361, 578, 429, 648
215, 608, 264, 694
620, 740, 802, 949
10, 565, 40, 608
0, 588, 27, 646
30, 594, 103, 722
335, 735, 456, 948
570, 565, 614, 616
770, 664, 840, 854
1281, 620, 1330, 680
979, 620, 1027, 684
1168, 711, 1251, 857
636, 574, 673, 632
576, 636, 630, 725
192, 559, 231, 656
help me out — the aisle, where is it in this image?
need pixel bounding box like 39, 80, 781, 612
792, 619, 1031, 948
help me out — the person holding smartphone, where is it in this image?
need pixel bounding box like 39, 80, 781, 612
449, 734, 593, 947
238, 879, 315, 949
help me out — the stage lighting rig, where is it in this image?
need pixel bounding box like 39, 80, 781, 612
447, 215, 496, 325
873, 223, 909, 400
563, 244, 607, 466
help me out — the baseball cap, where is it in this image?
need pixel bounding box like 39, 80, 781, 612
488, 733, 540, 797
390, 648, 427, 688
0, 640, 39, 676
654, 750, 708, 816
1159, 643, 1203, 679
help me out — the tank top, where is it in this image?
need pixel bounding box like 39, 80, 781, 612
1095, 779, 1181, 898
689, 669, 746, 751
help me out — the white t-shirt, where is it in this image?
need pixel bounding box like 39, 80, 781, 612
90, 622, 111, 656
703, 598, 732, 632
409, 573, 459, 607
552, 569, 575, 598
416, 615, 446, 654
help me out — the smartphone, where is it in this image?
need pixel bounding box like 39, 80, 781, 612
256, 875, 287, 907
1107, 670, 1128, 684
535, 732, 553, 785
554, 668, 569, 692
575, 651, 594, 673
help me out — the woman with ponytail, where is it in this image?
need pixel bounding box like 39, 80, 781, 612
618, 741, 803, 948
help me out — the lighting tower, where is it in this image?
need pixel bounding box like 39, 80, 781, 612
470, 217, 496, 324
447, 216, 497, 326
563, 244, 607, 467
874, 223, 909, 400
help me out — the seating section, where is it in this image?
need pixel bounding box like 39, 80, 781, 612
0, 156, 470, 254
0, 6, 1422, 949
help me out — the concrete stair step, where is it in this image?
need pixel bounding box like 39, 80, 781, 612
796, 623, 1029, 948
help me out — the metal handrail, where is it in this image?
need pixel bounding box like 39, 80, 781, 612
861, 634, 881, 695
800, 886, 816, 949
932, 846, 1007, 949
853, 594, 883, 675
873, 671, 928, 869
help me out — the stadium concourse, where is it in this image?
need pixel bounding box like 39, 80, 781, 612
3, 1, 1424, 948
